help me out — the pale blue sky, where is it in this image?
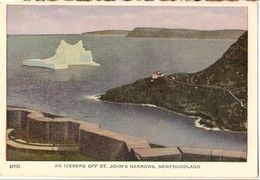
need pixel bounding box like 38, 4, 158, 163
7, 5, 247, 34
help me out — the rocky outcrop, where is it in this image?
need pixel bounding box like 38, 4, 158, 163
100, 32, 248, 131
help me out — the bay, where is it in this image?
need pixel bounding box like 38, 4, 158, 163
7, 34, 246, 151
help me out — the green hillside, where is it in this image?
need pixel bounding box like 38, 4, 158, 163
100, 32, 248, 131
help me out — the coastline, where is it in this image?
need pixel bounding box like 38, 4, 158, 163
6, 106, 247, 161
126, 36, 237, 41
85, 94, 247, 133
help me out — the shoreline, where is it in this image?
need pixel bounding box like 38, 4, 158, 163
85, 94, 247, 133
8, 34, 237, 41
6, 106, 247, 161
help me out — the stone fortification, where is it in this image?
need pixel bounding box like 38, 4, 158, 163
7, 107, 247, 161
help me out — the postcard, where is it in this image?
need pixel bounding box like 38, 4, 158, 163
0, 1, 258, 178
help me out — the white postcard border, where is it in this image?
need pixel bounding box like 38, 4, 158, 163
0, 1, 258, 178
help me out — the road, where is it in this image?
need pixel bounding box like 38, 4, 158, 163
171, 78, 247, 110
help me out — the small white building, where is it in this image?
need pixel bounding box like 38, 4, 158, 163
152, 71, 164, 79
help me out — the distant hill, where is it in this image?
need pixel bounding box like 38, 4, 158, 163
83, 30, 130, 35
126, 27, 245, 39
100, 32, 248, 131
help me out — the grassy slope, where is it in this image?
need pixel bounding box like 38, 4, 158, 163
100, 32, 248, 131
7, 146, 93, 161
185, 32, 247, 103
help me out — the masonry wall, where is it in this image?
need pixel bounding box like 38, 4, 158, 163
68, 121, 80, 143
132, 147, 182, 161
79, 130, 130, 160
7, 107, 247, 161
7, 107, 32, 129
26, 117, 50, 142
28, 119, 83, 144
178, 147, 246, 162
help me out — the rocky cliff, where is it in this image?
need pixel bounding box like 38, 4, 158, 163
100, 32, 248, 131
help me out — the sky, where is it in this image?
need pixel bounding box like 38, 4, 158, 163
7, 5, 247, 35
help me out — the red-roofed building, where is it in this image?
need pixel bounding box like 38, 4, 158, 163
152, 71, 164, 79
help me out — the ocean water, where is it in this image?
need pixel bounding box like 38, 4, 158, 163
7, 35, 247, 151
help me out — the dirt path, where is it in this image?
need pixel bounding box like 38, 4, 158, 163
172, 79, 247, 110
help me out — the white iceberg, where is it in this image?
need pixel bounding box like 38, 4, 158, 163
23, 40, 100, 69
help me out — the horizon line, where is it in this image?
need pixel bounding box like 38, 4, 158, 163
7, 27, 247, 36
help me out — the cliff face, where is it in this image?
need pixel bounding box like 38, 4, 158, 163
126, 27, 245, 40
100, 32, 248, 131
175, 32, 247, 106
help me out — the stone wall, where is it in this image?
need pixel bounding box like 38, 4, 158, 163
7, 107, 33, 129
79, 124, 150, 160
26, 115, 82, 144
132, 147, 246, 162
132, 147, 182, 161
79, 129, 129, 160
178, 147, 247, 161
7, 106, 247, 161
7, 107, 97, 144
